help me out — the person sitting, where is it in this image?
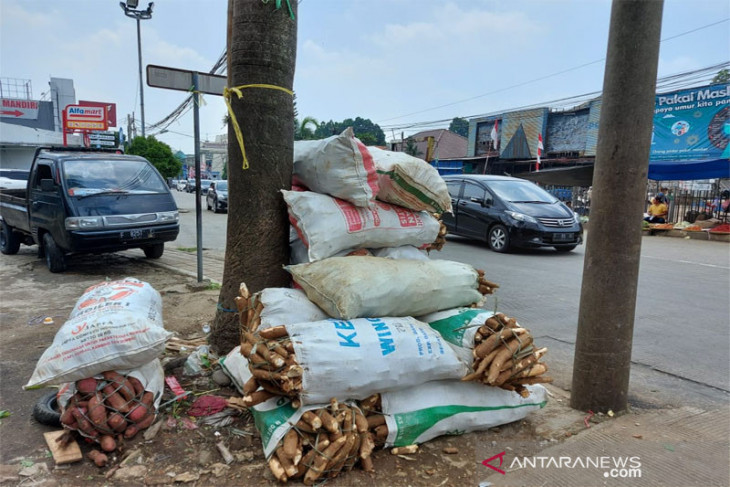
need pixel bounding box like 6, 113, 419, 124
644, 194, 668, 224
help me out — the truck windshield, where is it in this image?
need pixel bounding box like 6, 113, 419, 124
63, 159, 168, 197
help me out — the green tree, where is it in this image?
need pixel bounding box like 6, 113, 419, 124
126, 136, 181, 179
313, 117, 385, 145
711, 69, 729, 84
294, 116, 319, 140
404, 137, 421, 157
449, 117, 469, 137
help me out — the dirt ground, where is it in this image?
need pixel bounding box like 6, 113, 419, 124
0, 247, 587, 486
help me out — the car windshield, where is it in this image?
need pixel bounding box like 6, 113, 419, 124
215, 181, 228, 191
488, 180, 558, 204
63, 158, 167, 197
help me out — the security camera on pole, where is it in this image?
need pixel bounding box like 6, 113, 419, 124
120, 0, 154, 138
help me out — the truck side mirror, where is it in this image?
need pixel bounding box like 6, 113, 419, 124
40, 179, 56, 192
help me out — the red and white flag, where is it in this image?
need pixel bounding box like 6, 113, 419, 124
490, 120, 499, 150
536, 133, 544, 172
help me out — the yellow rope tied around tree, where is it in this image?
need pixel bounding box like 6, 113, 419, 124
223, 84, 294, 170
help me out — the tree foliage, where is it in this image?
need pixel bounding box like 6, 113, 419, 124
404, 137, 421, 157
294, 116, 319, 140
314, 117, 386, 145
126, 136, 181, 179
449, 117, 469, 138
712, 69, 730, 84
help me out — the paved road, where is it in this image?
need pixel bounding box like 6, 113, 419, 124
170, 189, 730, 409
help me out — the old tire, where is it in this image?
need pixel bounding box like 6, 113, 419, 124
488, 224, 510, 253
32, 391, 61, 427
43, 233, 66, 273
143, 243, 164, 259
1, 221, 21, 255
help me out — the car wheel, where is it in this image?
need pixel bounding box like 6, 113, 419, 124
554, 245, 577, 252
488, 224, 510, 253
32, 391, 61, 427
143, 243, 165, 259
0, 220, 21, 255
43, 233, 66, 273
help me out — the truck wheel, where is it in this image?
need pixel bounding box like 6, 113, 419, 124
143, 243, 164, 259
1, 221, 21, 255
43, 233, 66, 273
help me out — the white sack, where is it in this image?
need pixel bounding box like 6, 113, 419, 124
418, 307, 497, 350
287, 256, 484, 319
371, 245, 430, 261
293, 127, 379, 208
380, 382, 547, 447
25, 278, 171, 389
287, 317, 470, 405
284, 190, 440, 262
289, 229, 373, 265
255, 288, 330, 327
369, 146, 452, 214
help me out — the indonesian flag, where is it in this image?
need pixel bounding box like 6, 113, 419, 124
536, 133, 544, 171
490, 120, 499, 150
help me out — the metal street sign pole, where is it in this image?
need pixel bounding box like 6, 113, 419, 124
193, 72, 203, 282
147, 64, 226, 283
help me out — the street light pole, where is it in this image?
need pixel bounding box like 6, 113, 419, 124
120, 1, 154, 138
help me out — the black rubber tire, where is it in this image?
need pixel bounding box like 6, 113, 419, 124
555, 245, 578, 252
143, 243, 164, 259
32, 391, 61, 427
43, 233, 66, 273
488, 224, 511, 253
1, 220, 21, 255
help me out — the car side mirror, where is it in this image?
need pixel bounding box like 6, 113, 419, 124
484, 197, 493, 207
40, 179, 56, 192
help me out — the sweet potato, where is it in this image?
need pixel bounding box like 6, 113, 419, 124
76, 377, 99, 395
87, 392, 108, 430
126, 391, 154, 423
87, 449, 108, 467
107, 412, 127, 433
102, 371, 135, 401
60, 406, 77, 427
99, 435, 117, 452
102, 385, 130, 413
134, 413, 156, 430
127, 376, 145, 396
123, 425, 139, 439
71, 408, 98, 437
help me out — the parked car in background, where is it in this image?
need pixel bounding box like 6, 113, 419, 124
186, 179, 197, 193
206, 180, 228, 213
441, 174, 583, 253
200, 179, 213, 195
176, 179, 188, 191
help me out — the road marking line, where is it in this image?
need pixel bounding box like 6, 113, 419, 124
643, 255, 730, 270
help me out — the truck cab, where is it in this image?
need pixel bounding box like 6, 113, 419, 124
0, 147, 179, 272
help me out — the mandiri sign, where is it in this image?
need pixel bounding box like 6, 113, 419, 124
651, 84, 729, 161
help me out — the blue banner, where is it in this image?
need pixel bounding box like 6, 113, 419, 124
650, 84, 730, 161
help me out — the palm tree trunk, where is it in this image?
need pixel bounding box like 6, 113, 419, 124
210, 0, 297, 354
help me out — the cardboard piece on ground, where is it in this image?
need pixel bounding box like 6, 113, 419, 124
43, 430, 83, 464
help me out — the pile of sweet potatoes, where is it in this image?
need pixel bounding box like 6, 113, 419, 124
60, 370, 156, 455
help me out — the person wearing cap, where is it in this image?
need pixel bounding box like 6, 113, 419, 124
645, 194, 668, 223
656, 187, 670, 205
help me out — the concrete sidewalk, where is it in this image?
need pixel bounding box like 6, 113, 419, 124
125, 243, 729, 487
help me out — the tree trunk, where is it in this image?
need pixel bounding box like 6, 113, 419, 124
210, 0, 297, 354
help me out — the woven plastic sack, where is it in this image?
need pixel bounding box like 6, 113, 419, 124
369, 146, 452, 214
25, 278, 171, 389
284, 190, 440, 262
286, 256, 484, 319
293, 127, 378, 208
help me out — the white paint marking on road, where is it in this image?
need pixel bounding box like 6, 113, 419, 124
643, 254, 730, 270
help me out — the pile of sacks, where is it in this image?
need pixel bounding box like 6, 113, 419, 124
221, 129, 551, 484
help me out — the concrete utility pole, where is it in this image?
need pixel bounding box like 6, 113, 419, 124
571, 0, 664, 413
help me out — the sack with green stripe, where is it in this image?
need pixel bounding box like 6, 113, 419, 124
369, 146, 453, 214
418, 307, 496, 350
378, 381, 547, 447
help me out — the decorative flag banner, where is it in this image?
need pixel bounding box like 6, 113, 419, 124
490, 120, 499, 150
536, 133, 544, 172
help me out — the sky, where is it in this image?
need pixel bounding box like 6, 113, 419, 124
1, 0, 728, 154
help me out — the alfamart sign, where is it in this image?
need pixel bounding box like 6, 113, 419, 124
651, 83, 730, 161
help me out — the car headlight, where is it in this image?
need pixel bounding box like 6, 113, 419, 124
158, 211, 179, 223
65, 216, 104, 230
505, 211, 537, 224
